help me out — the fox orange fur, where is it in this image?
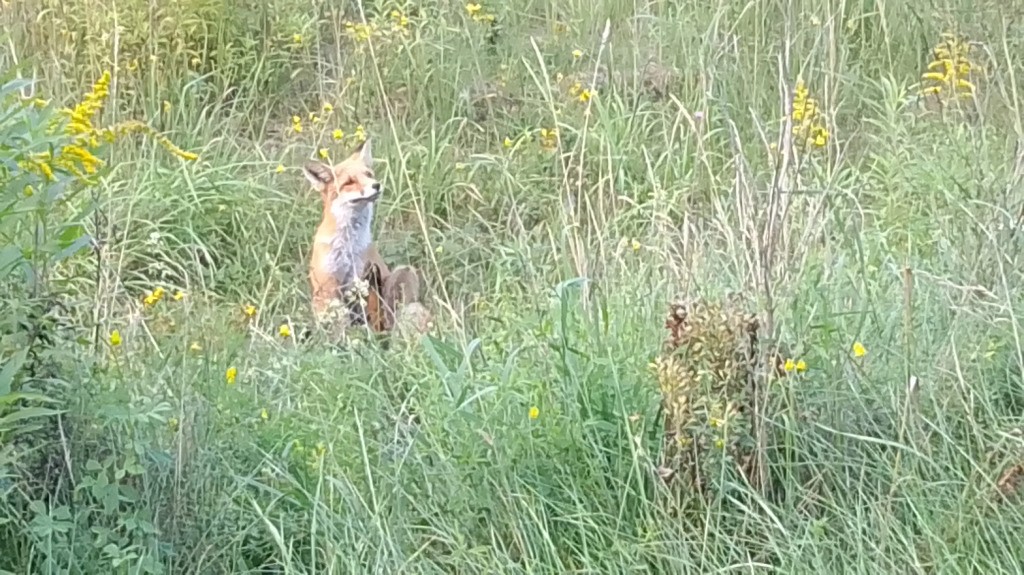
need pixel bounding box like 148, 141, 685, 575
301, 139, 429, 333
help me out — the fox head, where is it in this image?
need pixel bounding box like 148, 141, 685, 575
302, 139, 380, 216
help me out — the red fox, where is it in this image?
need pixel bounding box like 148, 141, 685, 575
301, 139, 430, 334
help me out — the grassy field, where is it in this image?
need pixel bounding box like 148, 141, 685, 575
2, 0, 1024, 572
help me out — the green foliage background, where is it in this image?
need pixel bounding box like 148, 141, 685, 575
2, 0, 1024, 572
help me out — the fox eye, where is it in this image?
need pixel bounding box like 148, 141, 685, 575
365, 171, 374, 178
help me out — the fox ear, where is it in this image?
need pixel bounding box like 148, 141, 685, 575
302, 162, 334, 192
352, 138, 373, 168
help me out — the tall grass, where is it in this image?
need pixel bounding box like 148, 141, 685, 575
2, 0, 1024, 572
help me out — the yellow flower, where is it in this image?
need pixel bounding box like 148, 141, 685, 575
796, 360, 807, 372
631, 239, 641, 252
292, 115, 300, 124
784, 359, 796, 372
315, 442, 327, 457
163, 101, 172, 112
709, 417, 723, 428
714, 439, 725, 449
168, 417, 179, 432
957, 78, 976, 93
189, 341, 202, 352
243, 304, 257, 317
354, 125, 366, 142
275, 165, 285, 173
391, 9, 401, 18
279, 324, 291, 338
572, 49, 582, 58
143, 286, 165, 307
503, 137, 512, 148
293, 33, 302, 44
579, 89, 592, 102
318, 148, 329, 159
260, 408, 269, 420
173, 290, 185, 301
332, 129, 344, 140
293, 123, 303, 133
323, 103, 333, 113
226, 366, 237, 385
529, 406, 539, 419
852, 342, 866, 358
109, 330, 121, 346
24, 185, 33, 197
465, 3, 481, 14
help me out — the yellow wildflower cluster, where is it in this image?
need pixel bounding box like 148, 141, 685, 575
143, 286, 166, 307
19, 72, 108, 180
139, 286, 185, 308
63, 70, 110, 137
27, 71, 199, 182
465, 3, 495, 23
345, 21, 377, 42
389, 10, 410, 32
539, 128, 557, 152
343, 9, 410, 44
782, 358, 807, 373
555, 75, 595, 104
791, 78, 829, 149
104, 120, 198, 161
289, 98, 364, 147
920, 31, 975, 101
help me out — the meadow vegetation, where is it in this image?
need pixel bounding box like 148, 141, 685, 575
2, 0, 1024, 572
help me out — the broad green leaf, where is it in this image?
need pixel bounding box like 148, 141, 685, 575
0, 349, 28, 396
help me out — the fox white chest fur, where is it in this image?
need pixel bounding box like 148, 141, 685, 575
320, 202, 374, 287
